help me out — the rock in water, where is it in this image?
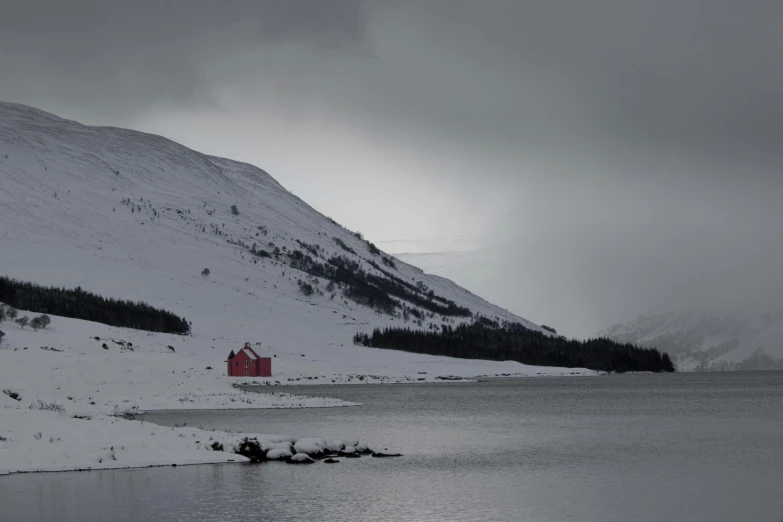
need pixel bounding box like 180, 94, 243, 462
355, 442, 373, 454
371, 449, 403, 458
266, 449, 293, 461
323, 458, 340, 464
293, 437, 326, 457
287, 453, 315, 464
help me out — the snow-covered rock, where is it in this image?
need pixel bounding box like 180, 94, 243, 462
293, 438, 326, 457
325, 439, 345, 452
288, 453, 315, 464
355, 441, 372, 454
262, 440, 294, 452
266, 449, 293, 461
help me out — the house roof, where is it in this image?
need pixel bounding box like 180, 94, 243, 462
241, 346, 261, 360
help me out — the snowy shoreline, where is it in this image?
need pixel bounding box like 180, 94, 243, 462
0, 309, 592, 476
0, 403, 380, 476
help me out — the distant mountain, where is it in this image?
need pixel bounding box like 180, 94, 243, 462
598, 310, 783, 371
0, 101, 547, 367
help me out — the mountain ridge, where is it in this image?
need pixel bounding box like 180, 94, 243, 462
597, 310, 783, 370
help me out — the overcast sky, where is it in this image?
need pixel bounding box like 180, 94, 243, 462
2, 0, 782, 336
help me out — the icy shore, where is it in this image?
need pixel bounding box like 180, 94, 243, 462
0, 398, 380, 475
0, 309, 588, 475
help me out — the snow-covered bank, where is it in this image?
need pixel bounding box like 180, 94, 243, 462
2, 309, 591, 475
0, 309, 590, 474
0, 310, 362, 414
0, 394, 379, 475
0, 310, 365, 475
0, 310, 594, 419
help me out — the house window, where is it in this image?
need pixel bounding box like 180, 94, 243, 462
244, 360, 248, 367
244, 370, 248, 376
235, 362, 239, 366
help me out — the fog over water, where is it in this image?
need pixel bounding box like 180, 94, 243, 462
2, 1, 781, 335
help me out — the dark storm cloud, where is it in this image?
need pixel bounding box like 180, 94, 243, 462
395, 0, 783, 179
3, 0, 781, 167
1, 0, 782, 334
0, 0, 367, 118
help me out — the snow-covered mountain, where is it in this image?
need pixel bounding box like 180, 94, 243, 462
598, 310, 783, 371
0, 101, 552, 370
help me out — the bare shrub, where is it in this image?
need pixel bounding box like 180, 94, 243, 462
28, 400, 65, 413
2, 389, 21, 401
112, 405, 144, 422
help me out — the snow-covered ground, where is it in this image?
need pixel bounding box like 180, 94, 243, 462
0, 102, 594, 475
0, 389, 373, 475
0, 310, 580, 476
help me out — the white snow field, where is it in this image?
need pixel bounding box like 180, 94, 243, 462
1, 382, 375, 475
0, 102, 591, 474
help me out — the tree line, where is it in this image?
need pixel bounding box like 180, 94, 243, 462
283, 248, 471, 318
0, 276, 190, 335
353, 322, 675, 373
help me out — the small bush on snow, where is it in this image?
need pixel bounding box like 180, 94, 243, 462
29, 400, 65, 413
39, 315, 51, 328
3, 389, 21, 401
111, 405, 143, 421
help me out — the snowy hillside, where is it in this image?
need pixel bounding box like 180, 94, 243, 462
0, 101, 563, 377
0, 102, 595, 475
598, 310, 783, 371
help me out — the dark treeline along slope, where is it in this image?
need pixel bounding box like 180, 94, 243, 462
354, 322, 675, 373
271, 243, 472, 317
0, 276, 190, 334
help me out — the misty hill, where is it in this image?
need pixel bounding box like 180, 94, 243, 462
0, 101, 581, 378
598, 311, 783, 371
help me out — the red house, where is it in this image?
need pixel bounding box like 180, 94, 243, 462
227, 343, 272, 377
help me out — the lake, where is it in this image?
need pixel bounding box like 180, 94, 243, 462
2, 372, 782, 521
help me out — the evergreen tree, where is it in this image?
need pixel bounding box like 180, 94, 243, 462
0, 276, 189, 335
354, 322, 676, 373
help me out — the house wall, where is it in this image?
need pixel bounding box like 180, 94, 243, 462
260, 358, 272, 377
227, 351, 271, 377
227, 351, 254, 377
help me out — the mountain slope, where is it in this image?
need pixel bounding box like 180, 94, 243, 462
598, 310, 783, 370
0, 101, 568, 378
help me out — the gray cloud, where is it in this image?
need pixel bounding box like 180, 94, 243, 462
0, 0, 367, 119
1, 0, 782, 335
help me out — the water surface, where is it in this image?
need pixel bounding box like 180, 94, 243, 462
2, 373, 782, 521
